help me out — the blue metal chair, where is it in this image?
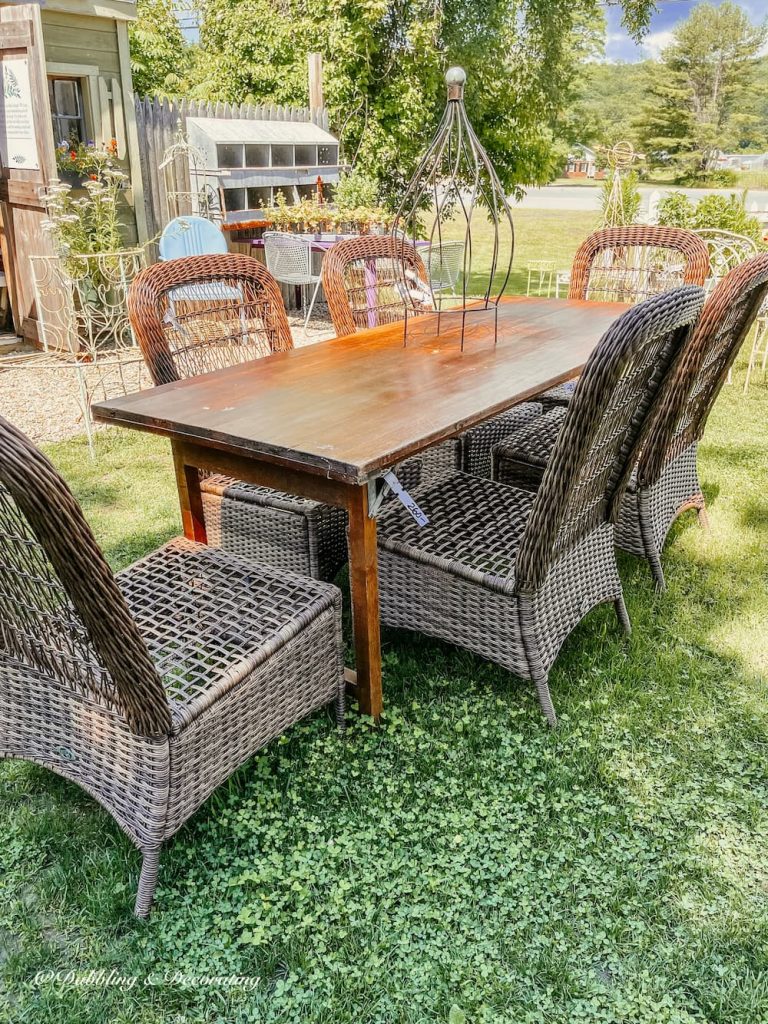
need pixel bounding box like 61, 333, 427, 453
159, 216, 228, 261
159, 217, 240, 311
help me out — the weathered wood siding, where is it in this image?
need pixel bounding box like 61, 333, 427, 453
41, 9, 138, 244
41, 10, 121, 72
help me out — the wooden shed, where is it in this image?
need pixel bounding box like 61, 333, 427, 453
0, 0, 146, 341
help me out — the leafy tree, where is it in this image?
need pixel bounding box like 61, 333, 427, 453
191, 0, 655, 204
638, 2, 767, 180
562, 61, 649, 153
129, 0, 193, 98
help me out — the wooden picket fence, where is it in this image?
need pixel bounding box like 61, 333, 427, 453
134, 95, 330, 240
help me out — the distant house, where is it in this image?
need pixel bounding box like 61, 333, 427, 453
716, 152, 768, 171
564, 144, 604, 179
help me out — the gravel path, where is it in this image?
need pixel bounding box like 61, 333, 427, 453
0, 314, 336, 444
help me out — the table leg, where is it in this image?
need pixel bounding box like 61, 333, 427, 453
346, 483, 383, 719
172, 440, 207, 542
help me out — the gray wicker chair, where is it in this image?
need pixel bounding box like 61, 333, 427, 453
539, 226, 710, 408
321, 235, 543, 483
128, 254, 347, 580
494, 254, 768, 589
0, 415, 345, 917
377, 287, 704, 726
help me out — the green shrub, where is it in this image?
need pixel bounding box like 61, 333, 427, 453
658, 190, 764, 244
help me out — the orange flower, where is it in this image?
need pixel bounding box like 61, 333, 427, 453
70, 151, 77, 161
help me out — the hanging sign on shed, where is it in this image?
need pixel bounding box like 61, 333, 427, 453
0, 57, 39, 171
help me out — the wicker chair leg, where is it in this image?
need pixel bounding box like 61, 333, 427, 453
135, 847, 161, 918
638, 490, 666, 591
532, 671, 557, 728
646, 552, 666, 592
335, 688, 346, 731
614, 594, 632, 634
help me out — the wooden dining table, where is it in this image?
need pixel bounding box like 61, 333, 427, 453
92, 295, 629, 720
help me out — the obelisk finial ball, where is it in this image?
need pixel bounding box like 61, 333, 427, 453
445, 66, 466, 85
445, 66, 466, 100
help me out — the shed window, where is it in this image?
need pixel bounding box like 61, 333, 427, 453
245, 144, 269, 168
294, 145, 316, 166
247, 186, 272, 208
49, 78, 86, 146
217, 144, 244, 168
270, 144, 293, 167
223, 187, 245, 211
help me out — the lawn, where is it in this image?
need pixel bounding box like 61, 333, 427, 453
1, 211, 767, 1024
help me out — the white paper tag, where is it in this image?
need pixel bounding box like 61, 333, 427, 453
383, 471, 430, 527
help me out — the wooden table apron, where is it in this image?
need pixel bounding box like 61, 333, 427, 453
92, 296, 629, 720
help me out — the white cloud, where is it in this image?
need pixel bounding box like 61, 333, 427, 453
640, 30, 675, 59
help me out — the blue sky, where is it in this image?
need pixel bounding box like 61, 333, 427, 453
605, 0, 768, 61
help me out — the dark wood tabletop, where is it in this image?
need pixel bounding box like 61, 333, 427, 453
93, 296, 629, 485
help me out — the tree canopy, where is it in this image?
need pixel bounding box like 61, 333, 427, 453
129, 0, 193, 98
638, 2, 767, 177
128, 0, 658, 203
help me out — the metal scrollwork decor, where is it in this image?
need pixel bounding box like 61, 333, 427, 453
391, 66, 514, 348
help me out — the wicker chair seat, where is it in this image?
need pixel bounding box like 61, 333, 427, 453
379, 471, 535, 588
116, 537, 340, 733
492, 406, 566, 488
537, 379, 579, 409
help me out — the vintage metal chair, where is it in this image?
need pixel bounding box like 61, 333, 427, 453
376, 286, 704, 725
691, 228, 768, 392
538, 225, 710, 407
263, 231, 323, 338
493, 254, 768, 588
159, 215, 228, 260
128, 254, 348, 580
0, 415, 345, 917
425, 239, 466, 298
321, 235, 542, 482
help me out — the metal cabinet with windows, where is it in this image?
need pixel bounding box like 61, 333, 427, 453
187, 117, 344, 218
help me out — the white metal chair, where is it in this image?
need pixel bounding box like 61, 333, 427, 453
525, 260, 555, 297
424, 240, 465, 298
694, 229, 764, 389
263, 232, 322, 338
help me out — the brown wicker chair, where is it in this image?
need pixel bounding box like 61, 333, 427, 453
539, 226, 710, 408
322, 236, 542, 482
128, 254, 347, 580
0, 415, 345, 917
494, 254, 768, 588
376, 286, 704, 725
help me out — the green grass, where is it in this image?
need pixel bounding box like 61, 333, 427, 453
2, 212, 768, 1023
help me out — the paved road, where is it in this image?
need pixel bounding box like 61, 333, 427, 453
515, 185, 768, 214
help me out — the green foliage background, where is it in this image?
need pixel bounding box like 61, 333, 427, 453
129, 0, 657, 202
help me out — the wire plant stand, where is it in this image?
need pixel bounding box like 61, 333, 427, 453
390, 66, 514, 349
11, 249, 148, 452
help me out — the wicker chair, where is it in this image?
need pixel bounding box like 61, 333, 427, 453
321, 236, 542, 483
494, 254, 768, 588
376, 287, 704, 725
0, 415, 345, 917
128, 254, 347, 580
539, 226, 710, 408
